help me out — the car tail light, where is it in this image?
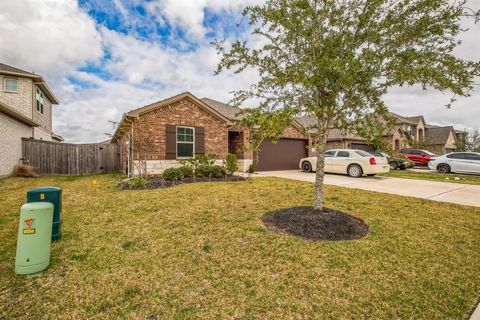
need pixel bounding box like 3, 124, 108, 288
369, 157, 376, 165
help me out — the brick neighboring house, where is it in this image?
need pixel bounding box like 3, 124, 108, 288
297, 112, 461, 154
111, 92, 311, 174
0, 63, 61, 177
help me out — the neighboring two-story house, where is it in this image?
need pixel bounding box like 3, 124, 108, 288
0, 63, 61, 176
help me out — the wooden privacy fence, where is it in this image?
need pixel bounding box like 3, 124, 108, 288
22, 138, 121, 175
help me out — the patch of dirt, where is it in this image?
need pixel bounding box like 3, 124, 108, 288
120, 175, 246, 190
262, 206, 369, 241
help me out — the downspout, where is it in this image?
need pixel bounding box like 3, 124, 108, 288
31, 80, 35, 138
124, 116, 134, 177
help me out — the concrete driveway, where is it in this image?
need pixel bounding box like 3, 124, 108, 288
255, 170, 480, 207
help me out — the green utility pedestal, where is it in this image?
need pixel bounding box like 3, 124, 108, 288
27, 187, 62, 240
15, 202, 54, 275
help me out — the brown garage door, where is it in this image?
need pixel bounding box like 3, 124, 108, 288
256, 138, 308, 171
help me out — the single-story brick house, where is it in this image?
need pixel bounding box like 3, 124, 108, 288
111, 92, 312, 174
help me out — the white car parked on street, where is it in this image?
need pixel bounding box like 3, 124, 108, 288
428, 152, 480, 174
299, 149, 390, 177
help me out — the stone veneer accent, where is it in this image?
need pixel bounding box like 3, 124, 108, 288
134, 159, 226, 175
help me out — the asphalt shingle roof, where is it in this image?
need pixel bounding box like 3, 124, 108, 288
200, 97, 245, 121
425, 126, 454, 145
0, 63, 35, 76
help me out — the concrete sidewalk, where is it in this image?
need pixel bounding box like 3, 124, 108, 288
255, 170, 480, 207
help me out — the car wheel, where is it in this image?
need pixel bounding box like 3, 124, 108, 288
347, 164, 363, 178
301, 161, 312, 172
437, 163, 451, 173
389, 161, 398, 170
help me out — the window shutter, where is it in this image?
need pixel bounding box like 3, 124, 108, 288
195, 127, 205, 155
166, 125, 176, 159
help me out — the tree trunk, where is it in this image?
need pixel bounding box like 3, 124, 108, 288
314, 134, 328, 211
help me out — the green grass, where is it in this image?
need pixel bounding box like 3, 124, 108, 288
381, 169, 480, 185
0, 175, 479, 319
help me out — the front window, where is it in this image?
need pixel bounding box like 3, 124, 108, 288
324, 151, 336, 158
36, 88, 44, 114
177, 126, 194, 158
4, 78, 17, 92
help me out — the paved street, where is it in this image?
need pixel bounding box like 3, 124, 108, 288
255, 170, 480, 207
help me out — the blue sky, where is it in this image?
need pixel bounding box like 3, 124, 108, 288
0, 0, 479, 143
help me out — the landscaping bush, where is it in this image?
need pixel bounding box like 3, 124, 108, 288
247, 163, 256, 174
179, 166, 193, 178
11, 164, 39, 178
163, 167, 184, 181
179, 154, 217, 175
212, 165, 227, 178
195, 165, 226, 178
129, 176, 149, 189
223, 153, 238, 176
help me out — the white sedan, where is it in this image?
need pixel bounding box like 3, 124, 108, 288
299, 149, 390, 177
428, 152, 480, 174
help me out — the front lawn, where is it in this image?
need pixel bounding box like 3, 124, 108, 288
381, 169, 480, 185
1, 175, 479, 319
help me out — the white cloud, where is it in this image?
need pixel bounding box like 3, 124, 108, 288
1, 0, 479, 143
53, 28, 259, 143
145, 0, 262, 40
0, 0, 103, 76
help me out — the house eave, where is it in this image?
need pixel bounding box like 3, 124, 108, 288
0, 101, 39, 127
0, 70, 60, 104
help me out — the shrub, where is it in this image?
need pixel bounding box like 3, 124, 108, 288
179, 166, 193, 178
11, 164, 39, 178
247, 163, 256, 174
179, 154, 217, 176
163, 167, 184, 181
195, 165, 226, 178
195, 165, 212, 178
223, 153, 238, 176
212, 165, 227, 178
129, 176, 149, 189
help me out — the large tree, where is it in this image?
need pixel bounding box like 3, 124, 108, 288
215, 0, 480, 211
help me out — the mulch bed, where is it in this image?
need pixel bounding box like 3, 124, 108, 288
262, 206, 369, 241
120, 175, 246, 190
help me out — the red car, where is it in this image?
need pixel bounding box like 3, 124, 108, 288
400, 149, 437, 166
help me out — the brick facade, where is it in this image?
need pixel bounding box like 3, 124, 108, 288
130, 97, 229, 161
282, 124, 306, 139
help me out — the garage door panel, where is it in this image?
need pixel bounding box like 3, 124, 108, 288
256, 139, 308, 171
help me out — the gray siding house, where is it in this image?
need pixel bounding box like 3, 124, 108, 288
0, 63, 61, 177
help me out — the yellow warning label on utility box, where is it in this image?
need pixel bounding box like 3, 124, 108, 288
23, 229, 35, 235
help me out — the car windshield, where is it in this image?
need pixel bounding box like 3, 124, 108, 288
355, 151, 371, 157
